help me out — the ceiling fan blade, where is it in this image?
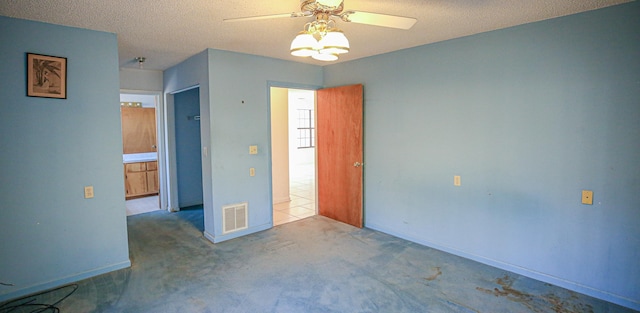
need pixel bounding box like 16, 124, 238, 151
339, 11, 417, 30
224, 12, 310, 22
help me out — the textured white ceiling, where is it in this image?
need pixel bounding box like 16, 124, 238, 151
0, 0, 631, 70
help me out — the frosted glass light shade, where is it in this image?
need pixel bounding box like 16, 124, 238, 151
319, 30, 350, 55
312, 52, 338, 61
291, 32, 319, 57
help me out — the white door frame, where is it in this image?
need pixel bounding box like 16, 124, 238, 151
120, 89, 169, 211
267, 81, 322, 225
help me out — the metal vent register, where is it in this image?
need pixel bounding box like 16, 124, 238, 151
222, 202, 248, 234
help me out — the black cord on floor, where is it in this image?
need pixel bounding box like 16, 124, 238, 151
0, 284, 78, 313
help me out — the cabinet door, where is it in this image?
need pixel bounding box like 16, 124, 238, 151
146, 170, 159, 193
125, 172, 147, 197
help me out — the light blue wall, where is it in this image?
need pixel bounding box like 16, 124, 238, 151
206, 50, 323, 242
165, 49, 323, 242
0, 17, 130, 301
163, 50, 213, 230
175, 88, 203, 208
120, 68, 163, 91
324, 2, 640, 309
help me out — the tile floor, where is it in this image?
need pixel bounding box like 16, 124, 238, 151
125, 195, 160, 216
273, 163, 316, 226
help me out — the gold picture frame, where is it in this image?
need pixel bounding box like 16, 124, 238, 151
27, 53, 67, 99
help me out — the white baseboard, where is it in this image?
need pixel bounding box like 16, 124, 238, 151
273, 196, 291, 204
204, 223, 272, 244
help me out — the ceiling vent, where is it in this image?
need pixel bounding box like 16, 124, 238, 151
222, 202, 248, 234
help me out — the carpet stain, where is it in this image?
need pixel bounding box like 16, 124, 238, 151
424, 267, 442, 281
476, 275, 594, 313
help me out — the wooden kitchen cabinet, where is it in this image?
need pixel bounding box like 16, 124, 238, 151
146, 170, 158, 193
124, 161, 159, 199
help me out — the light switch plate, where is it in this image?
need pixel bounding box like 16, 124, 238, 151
249, 145, 258, 155
454, 175, 461, 186
250, 168, 255, 177
84, 186, 94, 199
582, 190, 593, 205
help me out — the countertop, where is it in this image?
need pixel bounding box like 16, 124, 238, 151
123, 153, 157, 164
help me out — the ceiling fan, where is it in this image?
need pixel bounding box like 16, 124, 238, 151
224, 0, 417, 61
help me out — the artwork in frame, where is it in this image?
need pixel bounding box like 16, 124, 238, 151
27, 53, 67, 99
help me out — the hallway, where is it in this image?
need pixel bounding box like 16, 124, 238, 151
273, 163, 315, 226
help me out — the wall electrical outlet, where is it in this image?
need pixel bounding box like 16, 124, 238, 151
581, 190, 593, 205
454, 175, 461, 186
84, 186, 94, 199
249, 145, 258, 155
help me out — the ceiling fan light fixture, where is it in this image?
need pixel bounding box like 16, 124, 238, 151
227, 0, 416, 61
318, 29, 350, 55
290, 32, 320, 57
315, 0, 344, 9
311, 52, 339, 62
290, 22, 349, 61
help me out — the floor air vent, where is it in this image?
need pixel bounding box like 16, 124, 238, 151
222, 202, 248, 234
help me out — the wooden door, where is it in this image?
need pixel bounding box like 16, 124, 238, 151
121, 107, 157, 154
316, 84, 364, 228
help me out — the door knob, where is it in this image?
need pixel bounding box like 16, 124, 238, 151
354, 162, 364, 167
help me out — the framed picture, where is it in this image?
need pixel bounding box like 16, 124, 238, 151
27, 53, 67, 99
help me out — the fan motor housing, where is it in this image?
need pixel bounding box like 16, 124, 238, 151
301, 0, 344, 14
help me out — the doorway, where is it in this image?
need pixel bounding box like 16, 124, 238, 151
120, 92, 161, 216
174, 87, 203, 209
271, 87, 317, 225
